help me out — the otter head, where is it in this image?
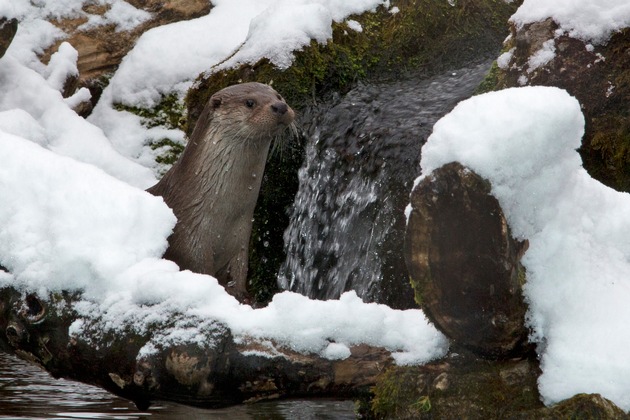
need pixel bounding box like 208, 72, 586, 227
208, 82, 295, 144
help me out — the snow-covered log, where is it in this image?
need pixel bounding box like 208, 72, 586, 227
0, 286, 395, 409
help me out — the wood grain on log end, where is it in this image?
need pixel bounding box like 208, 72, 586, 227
405, 162, 531, 359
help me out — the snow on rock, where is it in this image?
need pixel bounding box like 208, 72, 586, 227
0, 109, 47, 146
0, 133, 175, 298
78, 1, 152, 32
44, 41, 78, 92
0, 53, 156, 187
219, 1, 333, 70
527, 38, 556, 72
420, 86, 630, 409
512, 0, 630, 44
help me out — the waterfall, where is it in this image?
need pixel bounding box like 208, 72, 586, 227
279, 61, 493, 308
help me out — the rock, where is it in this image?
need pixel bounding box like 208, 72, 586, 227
39, 0, 211, 110
0, 17, 18, 60
366, 349, 629, 419
496, 22, 630, 191
367, 349, 543, 419
405, 162, 531, 358
538, 393, 629, 419
49, 0, 211, 80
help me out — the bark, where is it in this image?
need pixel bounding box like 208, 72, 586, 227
0, 18, 18, 60
0, 287, 392, 410
405, 162, 532, 358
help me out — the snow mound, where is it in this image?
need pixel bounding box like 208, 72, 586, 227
421, 86, 630, 409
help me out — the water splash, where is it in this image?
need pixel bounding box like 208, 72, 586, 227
279, 61, 493, 308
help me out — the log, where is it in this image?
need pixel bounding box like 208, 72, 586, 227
0, 287, 393, 409
405, 162, 532, 358
0, 18, 18, 60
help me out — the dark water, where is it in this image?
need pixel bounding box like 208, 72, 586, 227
0, 352, 355, 419
278, 61, 492, 309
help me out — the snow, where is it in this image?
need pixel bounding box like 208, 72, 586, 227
0, 0, 448, 370
346, 19, 363, 32
496, 47, 515, 70
511, 0, 630, 44
0, 134, 175, 298
79, 1, 152, 32
1, 0, 630, 410
527, 39, 556, 72
420, 86, 630, 409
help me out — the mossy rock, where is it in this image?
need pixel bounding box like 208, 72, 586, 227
364, 349, 628, 419
538, 394, 629, 420
182, 0, 520, 304
186, 0, 521, 134
366, 349, 543, 419
494, 24, 630, 192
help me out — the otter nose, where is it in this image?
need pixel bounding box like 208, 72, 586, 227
271, 102, 288, 115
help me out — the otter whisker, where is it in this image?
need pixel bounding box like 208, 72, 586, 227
270, 121, 300, 159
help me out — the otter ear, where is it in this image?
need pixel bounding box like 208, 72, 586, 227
211, 97, 222, 109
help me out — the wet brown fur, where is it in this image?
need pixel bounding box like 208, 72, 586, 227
147, 83, 295, 301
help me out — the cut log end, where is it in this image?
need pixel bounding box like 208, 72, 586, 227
405, 162, 532, 359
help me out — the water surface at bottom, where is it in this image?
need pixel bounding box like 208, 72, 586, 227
0, 352, 355, 419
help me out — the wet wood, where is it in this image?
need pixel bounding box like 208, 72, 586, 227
0, 287, 392, 409
405, 162, 532, 358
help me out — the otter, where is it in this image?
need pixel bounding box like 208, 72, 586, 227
148, 82, 295, 301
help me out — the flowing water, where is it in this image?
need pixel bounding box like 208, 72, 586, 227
0, 352, 355, 419
278, 60, 493, 309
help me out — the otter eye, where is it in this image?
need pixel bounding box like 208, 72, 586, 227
245, 99, 256, 108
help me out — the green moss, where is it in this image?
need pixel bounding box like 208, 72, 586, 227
114, 93, 186, 131
408, 272, 429, 307
369, 355, 543, 419
150, 138, 185, 167
370, 366, 431, 419
474, 60, 503, 95
114, 93, 187, 173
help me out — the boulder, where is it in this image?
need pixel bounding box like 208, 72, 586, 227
367, 349, 628, 419
495, 21, 630, 191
